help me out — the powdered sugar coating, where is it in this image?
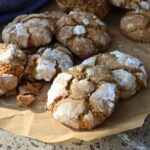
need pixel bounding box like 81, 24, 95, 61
73, 25, 86, 35
0, 44, 26, 62
47, 73, 73, 106
127, 23, 135, 30
120, 10, 150, 43
111, 50, 147, 78
140, 1, 150, 10
112, 69, 136, 93
2, 13, 55, 49
82, 17, 90, 25
82, 56, 97, 66
47, 64, 118, 129
110, 51, 142, 69
53, 100, 85, 129
56, 10, 111, 59
36, 58, 56, 82
25, 44, 74, 82
82, 50, 148, 99
90, 83, 117, 103
0, 44, 26, 95
0, 46, 15, 61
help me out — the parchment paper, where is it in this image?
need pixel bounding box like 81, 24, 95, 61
0, 1, 150, 143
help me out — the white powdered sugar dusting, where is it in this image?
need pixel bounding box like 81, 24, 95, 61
107, 101, 115, 113
53, 101, 85, 121
15, 23, 24, 30
15, 23, 29, 48
35, 58, 56, 81
112, 69, 136, 90
81, 16, 90, 25
36, 48, 73, 81
47, 73, 72, 106
110, 51, 141, 69
0, 44, 16, 61
50, 49, 73, 71
140, 1, 150, 10
82, 56, 97, 66
90, 83, 117, 102
73, 25, 86, 35
127, 23, 135, 30
42, 48, 53, 58
98, 83, 116, 102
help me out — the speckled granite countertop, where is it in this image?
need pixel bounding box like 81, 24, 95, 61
0, 114, 149, 150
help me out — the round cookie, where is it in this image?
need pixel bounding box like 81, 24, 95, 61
82, 50, 147, 99
0, 43, 26, 96
47, 64, 118, 130
56, 0, 109, 19
24, 43, 74, 82
120, 11, 150, 43
56, 10, 111, 59
109, 0, 150, 10
2, 13, 55, 49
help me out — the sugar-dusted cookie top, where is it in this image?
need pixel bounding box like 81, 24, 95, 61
0, 43, 26, 96
82, 50, 148, 99
24, 43, 74, 82
47, 64, 118, 129
56, 10, 111, 59
2, 13, 55, 49
120, 11, 150, 43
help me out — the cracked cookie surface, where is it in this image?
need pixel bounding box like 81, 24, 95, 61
120, 11, 150, 43
24, 43, 74, 82
82, 50, 148, 99
0, 44, 26, 96
2, 13, 55, 49
56, 10, 111, 59
47, 64, 118, 129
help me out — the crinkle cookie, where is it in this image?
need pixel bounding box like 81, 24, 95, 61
56, 0, 109, 19
24, 43, 74, 82
0, 44, 26, 96
82, 50, 148, 99
56, 10, 111, 59
47, 65, 118, 129
109, 0, 150, 10
2, 13, 55, 49
120, 11, 150, 43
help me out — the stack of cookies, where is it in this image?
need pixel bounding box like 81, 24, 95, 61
0, 0, 149, 130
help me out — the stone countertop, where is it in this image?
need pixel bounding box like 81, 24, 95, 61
0, 114, 150, 150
